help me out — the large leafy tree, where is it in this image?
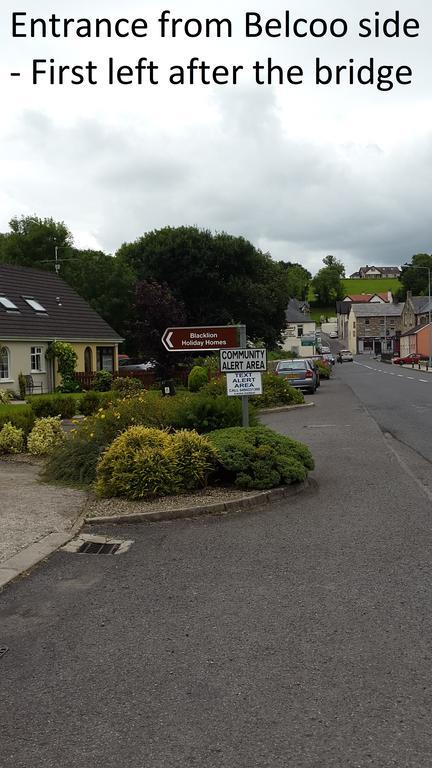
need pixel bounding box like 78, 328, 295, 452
311, 255, 345, 306
128, 279, 186, 361
398, 254, 432, 298
278, 261, 311, 300
0, 215, 72, 268
117, 226, 288, 346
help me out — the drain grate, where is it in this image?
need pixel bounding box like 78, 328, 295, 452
0, 645, 9, 659
78, 541, 121, 555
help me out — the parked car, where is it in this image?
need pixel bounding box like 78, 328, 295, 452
320, 345, 331, 354
304, 358, 321, 387
337, 349, 353, 362
119, 358, 158, 372
392, 353, 428, 366
275, 359, 318, 394
323, 353, 336, 366
329, 331, 338, 339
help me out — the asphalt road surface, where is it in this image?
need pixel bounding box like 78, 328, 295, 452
2, 372, 432, 767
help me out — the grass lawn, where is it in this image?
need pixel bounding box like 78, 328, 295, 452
0, 403, 30, 417
342, 277, 401, 296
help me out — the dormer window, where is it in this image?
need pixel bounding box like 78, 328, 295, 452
0, 296, 18, 311
23, 297, 47, 312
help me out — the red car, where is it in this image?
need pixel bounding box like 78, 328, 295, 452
393, 353, 428, 365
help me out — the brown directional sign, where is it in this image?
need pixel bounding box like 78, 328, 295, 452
162, 325, 240, 352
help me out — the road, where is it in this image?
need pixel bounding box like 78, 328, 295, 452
336, 356, 432, 462
2, 369, 432, 767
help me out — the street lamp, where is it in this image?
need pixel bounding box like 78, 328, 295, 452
403, 262, 432, 369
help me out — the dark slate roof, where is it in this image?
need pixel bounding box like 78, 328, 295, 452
351, 303, 404, 318
285, 299, 313, 324
0, 264, 122, 341
410, 296, 432, 314
336, 301, 352, 316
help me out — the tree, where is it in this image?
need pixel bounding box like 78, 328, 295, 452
311, 256, 345, 306
398, 254, 432, 299
278, 262, 311, 301
117, 226, 288, 346
127, 279, 187, 361
60, 249, 135, 337
0, 215, 72, 268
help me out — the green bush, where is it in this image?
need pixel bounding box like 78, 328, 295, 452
167, 430, 217, 491
0, 390, 12, 405
78, 390, 113, 416
188, 365, 208, 392
208, 426, 314, 490
0, 422, 25, 454
29, 394, 76, 419
251, 373, 304, 408
27, 416, 65, 455
111, 376, 144, 396
316, 361, 331, 379
95, 426, 216, 500
93, 370, 113, 392
0, 404, 35, 436
44, 390, 247, 487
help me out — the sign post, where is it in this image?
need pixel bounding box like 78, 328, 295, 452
162, 325, 240, 353
239, 326, 249, 428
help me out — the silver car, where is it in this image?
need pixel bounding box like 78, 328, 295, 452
275, 359, 318, 394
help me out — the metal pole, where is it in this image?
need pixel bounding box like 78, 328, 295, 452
54, 245, 60, 274
239, 325, 249, 428
429, 268, 431, 370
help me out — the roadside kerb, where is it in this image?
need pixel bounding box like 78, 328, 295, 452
0, 505, 88, 591
85, 480, 311, 526
258, 402, 315, 415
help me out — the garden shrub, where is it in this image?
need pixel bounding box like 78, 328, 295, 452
316, 361, 331, 379
27, 416, 65, 455
47, 341, 80, 393
95, 426, 216, 500
188, 365, 208, 392
78, 390, 113, 416
0, 422, 25, 454
208, 426, 314, 490
95, 427, 174, 499
167, 430, 217, 490
0, 405, 34, 436
250, 374, 305, 408
29, 394, 76, 419
0, 390, 12, 405
44, 391, 248, 487
111, 376, 143, 396
93, 370, 113, 392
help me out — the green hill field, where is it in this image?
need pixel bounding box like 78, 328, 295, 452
342, 277, 401, 296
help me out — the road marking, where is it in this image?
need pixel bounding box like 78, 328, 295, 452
407, 376, 415, 380
420, 379, 428, 383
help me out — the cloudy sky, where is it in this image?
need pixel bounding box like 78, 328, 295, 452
1, 0, 432, 274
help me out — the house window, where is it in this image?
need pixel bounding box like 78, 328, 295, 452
297, 325, 304, 337
31, 346, 43, 372
97, 347, 114, 372
0, 296, 18, 311
84, 346, 93, 374
0, 346, 10, 380
24, 298, 47, 313
365, 319, 370, 325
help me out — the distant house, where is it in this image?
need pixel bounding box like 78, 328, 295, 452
347, 303, 404, 356
349, 266, 401, 279
342, 292, 392, 304
399, 292, 432, 357
282, 299, 316, 357
0, 264, 123, 394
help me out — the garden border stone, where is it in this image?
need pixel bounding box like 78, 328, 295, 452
84, 480, 310, 525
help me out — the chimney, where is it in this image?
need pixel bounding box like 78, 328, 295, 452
407, 290, 412, 299
388, 290, 393, 303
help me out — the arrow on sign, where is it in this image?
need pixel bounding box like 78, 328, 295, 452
165, 331, 173, 349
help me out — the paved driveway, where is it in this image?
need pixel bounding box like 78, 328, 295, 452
0, 460, 86, 563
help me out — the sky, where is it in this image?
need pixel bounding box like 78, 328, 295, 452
1, 0, 432, 275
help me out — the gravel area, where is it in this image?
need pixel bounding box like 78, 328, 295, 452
84, 485, 259, 519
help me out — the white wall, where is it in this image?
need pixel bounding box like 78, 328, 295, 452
0, 341, 49, 394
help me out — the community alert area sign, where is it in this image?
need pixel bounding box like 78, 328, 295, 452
220, 348, 267, 373
227, 372, 263, 397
